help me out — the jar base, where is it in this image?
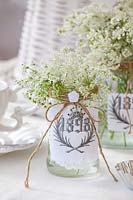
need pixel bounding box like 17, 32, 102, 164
100, 130, 133, 149
47, 158, 99, 177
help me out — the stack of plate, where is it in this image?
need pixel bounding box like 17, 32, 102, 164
0, 120, 42, 155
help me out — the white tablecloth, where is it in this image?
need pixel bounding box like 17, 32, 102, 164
0, 116, 132, 200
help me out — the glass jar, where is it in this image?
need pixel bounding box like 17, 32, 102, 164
99, 78, 133, 149
47, 103, 99, 177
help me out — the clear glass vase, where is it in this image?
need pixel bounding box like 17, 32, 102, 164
99, 93, 133, 149
47, 103, 99, 177
47, 148, 99, 177
99, 124, 133, 149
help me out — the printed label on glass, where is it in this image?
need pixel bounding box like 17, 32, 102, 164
107, 93, 133, 133
49, 105, 98, 169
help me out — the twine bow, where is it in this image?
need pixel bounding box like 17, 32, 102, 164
24, 90, 118, 188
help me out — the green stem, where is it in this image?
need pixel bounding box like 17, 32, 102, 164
109, 131, 115, 140
76, 169, 80, 176
123, 132, 127, 147
99, 121, 107, 139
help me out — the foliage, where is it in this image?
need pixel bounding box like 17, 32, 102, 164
18, 48, 110, 107
60, 0, 133, 91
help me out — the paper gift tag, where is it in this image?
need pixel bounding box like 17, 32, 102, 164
49, 104, 98, 169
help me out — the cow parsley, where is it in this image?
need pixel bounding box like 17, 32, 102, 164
61, 0, 133, 71
18, 48, 110, 107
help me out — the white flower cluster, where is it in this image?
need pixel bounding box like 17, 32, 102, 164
19, 48, 110, 107
19, 0, 133, 107
61, 0, 133, 70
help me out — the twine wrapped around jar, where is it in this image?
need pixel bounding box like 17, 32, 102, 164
24, 87, 118, 188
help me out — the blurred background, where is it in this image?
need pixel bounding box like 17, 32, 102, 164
0, 0, 116, 82
0, 0, 26, 60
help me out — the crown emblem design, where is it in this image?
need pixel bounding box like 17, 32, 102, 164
67, 106, 85, 120
53, 105, 95, 154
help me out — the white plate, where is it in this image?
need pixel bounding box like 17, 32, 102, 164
0, 122, 42, 154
